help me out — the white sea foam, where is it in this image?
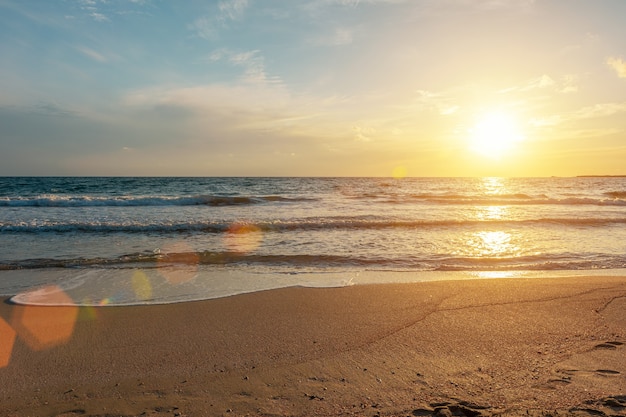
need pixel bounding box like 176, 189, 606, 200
5, 267, 626, 306
4, 267, 354, 306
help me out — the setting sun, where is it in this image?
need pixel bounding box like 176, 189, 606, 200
468, 111, 525, 159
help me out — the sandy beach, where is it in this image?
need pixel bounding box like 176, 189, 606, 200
1, 276, 625, 417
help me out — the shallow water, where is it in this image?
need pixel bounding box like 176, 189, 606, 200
2, 176, 626, 304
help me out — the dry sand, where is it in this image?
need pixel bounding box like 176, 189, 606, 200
0, 276, 625, 417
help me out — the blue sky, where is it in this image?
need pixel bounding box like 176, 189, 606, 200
1, 0, 626, 176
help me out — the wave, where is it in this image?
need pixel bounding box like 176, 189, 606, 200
2, 193, 626, 207
425, 197, 626, 206
369, 194, 626, 206
3, 217, 626, 234
3, 251, 625, 272
605, 190, 626, 199
0, 194, 312, 207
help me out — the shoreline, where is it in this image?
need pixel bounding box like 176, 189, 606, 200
3, 267, 626, 307
1, 276, 625, 416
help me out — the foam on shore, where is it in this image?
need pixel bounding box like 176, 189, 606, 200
4, 266, 626, 306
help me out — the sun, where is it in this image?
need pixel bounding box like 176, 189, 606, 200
468, 111, 524, 159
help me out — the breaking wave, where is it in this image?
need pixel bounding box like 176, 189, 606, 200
3, 251, 626, 272
0, 194, 312, 207
3, 217, 626, 234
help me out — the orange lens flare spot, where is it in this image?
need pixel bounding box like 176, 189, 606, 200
224, 223, 263, 254
0, 317, 16, 368
10, 286, 78, 351
157, 241, 199, 284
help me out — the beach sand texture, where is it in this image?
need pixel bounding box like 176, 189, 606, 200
1, 276, 625, 416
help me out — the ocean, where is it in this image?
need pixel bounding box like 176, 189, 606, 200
1, 176, 626, 305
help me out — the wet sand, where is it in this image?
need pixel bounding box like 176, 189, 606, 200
1, 276, 625, 416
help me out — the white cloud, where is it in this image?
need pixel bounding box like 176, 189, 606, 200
189, 0, 249, 40
573, 102, 626, 119
119, 78, 381, 152
498, 74, 581, 95
352, 124, 375, 142
413, 89, 460, 115
209, 49, 282, 86
499, 75, 555, 93
560, 74, 579, 93
306, 0, 407, 7
439, 0, 535, 11
607, 57, 626, 79
531, 102, 626, 127
70, 0, 149, 22
218, 0, 248, 21
189, 17, 218, 40
89, 12, 111, 22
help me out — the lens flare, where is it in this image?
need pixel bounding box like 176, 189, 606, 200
0, 317, 16, 368
10, 285, 78, 351
79, 299, 100, 320
392, 166, 407, 179
157, 241, 199, 284
224, 223, 263, 254
132, 270, 153, 301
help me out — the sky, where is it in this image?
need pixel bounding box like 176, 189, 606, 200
1, 0, 625, 177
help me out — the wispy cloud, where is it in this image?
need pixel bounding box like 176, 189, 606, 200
188, 16, 219, 41
119, 78, 384, 151
499, 75, 555, 93
189, 0, 249, 40
89, 12, 109, 22
530, 102, 626, 127
435, 0, 536, 11
70, 0, 150, 22
352, 124, 375, 142
312, 27, 355, 46
607, 57, 626, 79
218, 0, 248, 20
76, 45, 107, 62
76, 0, 110, 21
560, 74, 579, 93
573, 102, 626, 119
306, 0, 407, 7
499, 74, 580, 95
412, 89, 460, 115
209, 48, 282, 86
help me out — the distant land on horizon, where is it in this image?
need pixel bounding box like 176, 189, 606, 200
576, 175, 626, 178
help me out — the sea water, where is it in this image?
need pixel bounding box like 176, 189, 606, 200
1, 177, 626, 305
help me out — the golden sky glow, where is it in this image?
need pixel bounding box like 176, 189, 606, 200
1, 1, 625, 176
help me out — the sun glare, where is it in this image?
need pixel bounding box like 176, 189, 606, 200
468, 111, 524, 159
